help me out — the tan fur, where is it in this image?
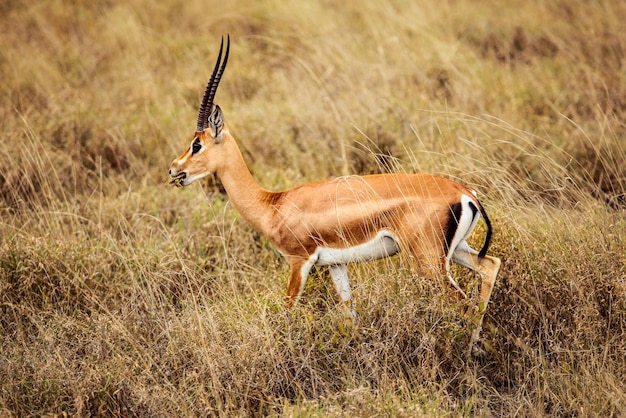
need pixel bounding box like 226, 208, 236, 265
170, 122, 501, 355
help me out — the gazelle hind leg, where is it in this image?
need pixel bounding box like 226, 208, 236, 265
444, 195, 481, 298
329, 264, 357, 320
444, 256, 468, 299
451, 242, 501, 355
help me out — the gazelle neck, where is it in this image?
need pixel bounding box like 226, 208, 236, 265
215, 129, 277, 234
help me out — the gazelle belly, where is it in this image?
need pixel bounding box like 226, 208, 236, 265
314, 230, 401, 266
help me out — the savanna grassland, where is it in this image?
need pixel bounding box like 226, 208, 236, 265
1, 0, 626, 416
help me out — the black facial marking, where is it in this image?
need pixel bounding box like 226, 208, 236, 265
191, 138, 202, 155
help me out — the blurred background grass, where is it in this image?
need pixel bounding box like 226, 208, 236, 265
1, 0, 625, 415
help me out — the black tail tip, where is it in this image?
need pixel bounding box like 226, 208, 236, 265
478, 209, 493, 259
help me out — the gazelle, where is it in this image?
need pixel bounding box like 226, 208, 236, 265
169, 36, 501, 354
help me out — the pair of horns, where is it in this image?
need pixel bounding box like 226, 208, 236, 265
196, 35, 230, 133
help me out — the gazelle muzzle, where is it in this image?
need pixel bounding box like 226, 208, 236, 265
168, 171, 186, 187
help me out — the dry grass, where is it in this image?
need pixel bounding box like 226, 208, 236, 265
1, 0, 626, 416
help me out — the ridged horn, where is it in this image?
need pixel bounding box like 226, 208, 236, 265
196, 35, 230, 133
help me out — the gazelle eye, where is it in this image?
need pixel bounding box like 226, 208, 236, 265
191, 139, 202, 155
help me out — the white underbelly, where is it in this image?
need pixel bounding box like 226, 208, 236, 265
313, 230, 401, 266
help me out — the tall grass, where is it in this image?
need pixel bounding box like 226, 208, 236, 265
1, 0, 625, 415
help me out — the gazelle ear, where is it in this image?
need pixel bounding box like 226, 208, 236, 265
208, 104, 225, 142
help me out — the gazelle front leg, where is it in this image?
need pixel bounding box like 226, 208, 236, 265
328, 264, 357, 320
285, 256, 315, 308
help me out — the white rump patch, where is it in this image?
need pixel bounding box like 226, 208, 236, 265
444, 194, 482, 296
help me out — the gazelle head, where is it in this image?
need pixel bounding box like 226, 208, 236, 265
169, 35, 230, 187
